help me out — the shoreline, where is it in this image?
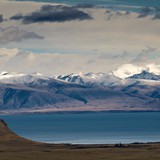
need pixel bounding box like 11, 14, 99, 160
1, 111, 160, 145
1, 109, 160, 115
0, 119, 160, 160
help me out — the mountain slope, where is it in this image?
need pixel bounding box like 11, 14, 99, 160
0, 119, 32, 144
0, 72, 160, 114
128, 70, 160, 80
55, 72, 121, 87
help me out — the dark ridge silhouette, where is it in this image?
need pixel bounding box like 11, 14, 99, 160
0, 119, 15, 137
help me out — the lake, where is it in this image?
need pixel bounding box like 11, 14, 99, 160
1, 112, 160, 144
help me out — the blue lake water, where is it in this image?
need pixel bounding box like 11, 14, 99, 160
1, 112, 160, 144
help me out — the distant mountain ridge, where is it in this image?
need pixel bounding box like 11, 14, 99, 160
55, 72, 121, 87
0, 70, 160, 114
128, 70, 160, 80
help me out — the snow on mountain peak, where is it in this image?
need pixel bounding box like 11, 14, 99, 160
0, 72, 51, 86
113, 64, 144, 79
128, 70, 160, 80
113, 63, 160, 79
56, 72, 121, 87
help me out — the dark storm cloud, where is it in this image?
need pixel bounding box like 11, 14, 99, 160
124, 11, 130, 15
10, 13, 23, 20
152, 7, 160, 20
153, 13, 160, 20
10, 5, 92, 24
106, 10, 131, 21
154, 7, 160, 11
0, 26, 44, 44
106, 10, 111, 14
137, 7, 151, 18
73, 4, 94, 9
0, 15, 4, 22
137, 7, 160, 20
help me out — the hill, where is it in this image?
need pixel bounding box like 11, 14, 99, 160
0, 71, 160, 114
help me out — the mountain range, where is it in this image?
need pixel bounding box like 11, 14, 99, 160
0, 70, 160, 114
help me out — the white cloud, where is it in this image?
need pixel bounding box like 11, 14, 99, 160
0, 47, 160, 77
0, 47, 127, 75
113, 64, 144, 79
146, 64, 160, 75
0, 47, 19, 57
0, 2, 159, 74
113, 63, 160, 79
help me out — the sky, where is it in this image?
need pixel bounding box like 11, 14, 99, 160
0, 0, 160, 75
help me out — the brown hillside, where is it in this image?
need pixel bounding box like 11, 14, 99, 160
0, 119, 44, 151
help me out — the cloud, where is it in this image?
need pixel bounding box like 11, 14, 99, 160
153, 13, 160, 20
113, 63, 160, 79
155, 7, 160, 11
132, 46, 158, 63
0, 46, 159, 77
10, 5, 92, 24
105, 10, 131, 20
2, 2, 159, 55
137, 7, 151, 18
0, 47, 128, 75
0, 15, 4, 22
113, 64, 144, 79
0, 26, 44, 44
98, 51, 130, 60
146, 64, 160, 74
10, 13, 23, 20
137, 7, 160, 20
0, 2, 159, 74
0, 48, 19, 58
73, 4, 94, 9
152, 7, 160, 19
112, 47, 160, 79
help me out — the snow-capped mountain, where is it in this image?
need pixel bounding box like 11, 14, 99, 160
128, 70, 160, 81
113, 64, 160, 79
0, 71, 159, 114
0, 72, 53, 86
55, 72, 121, 87
113, 64, 144, 79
